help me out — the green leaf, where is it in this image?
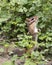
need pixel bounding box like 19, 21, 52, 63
11, 55, 18, 61
17, 0, 28, 5
39, 35, 47, 40
24, 59, 36, 65
0, 48, 4, 52
2, 61, 14, 65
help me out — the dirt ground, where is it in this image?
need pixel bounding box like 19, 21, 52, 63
0, 56, 52, 65
0, 45, 52, 65
0, 57, 10, 65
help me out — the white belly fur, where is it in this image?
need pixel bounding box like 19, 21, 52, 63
34, 27, 38, 33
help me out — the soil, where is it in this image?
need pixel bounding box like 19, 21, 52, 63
0, 45, 52, 65
0, 57, 10, 65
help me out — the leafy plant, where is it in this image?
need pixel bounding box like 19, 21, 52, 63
0, 0, 52, 65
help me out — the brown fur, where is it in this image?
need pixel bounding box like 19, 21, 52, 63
26, 16, 38, 40
26, 16, 38, 52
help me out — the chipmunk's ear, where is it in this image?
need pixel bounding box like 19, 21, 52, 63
33, 16, 38, 23
34, 16, 38, 20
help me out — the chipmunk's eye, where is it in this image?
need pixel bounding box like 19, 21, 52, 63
31, 18, 34, 20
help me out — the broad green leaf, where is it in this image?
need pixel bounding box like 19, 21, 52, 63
2, 61, 14, 65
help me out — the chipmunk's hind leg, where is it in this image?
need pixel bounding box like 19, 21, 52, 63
32, 33, 38, 51
32, 33, 38, 42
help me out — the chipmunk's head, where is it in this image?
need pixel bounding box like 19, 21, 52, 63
26, 16, 38, 23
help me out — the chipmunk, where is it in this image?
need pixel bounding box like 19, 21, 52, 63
26, 16, 39, 51
26, 16, 38, 41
